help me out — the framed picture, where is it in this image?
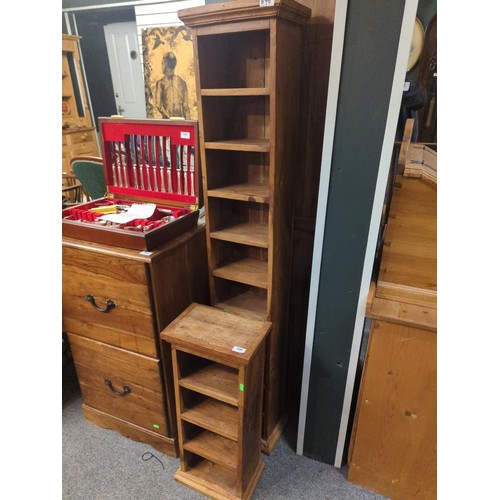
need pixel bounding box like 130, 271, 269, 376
142, 26, 198, 120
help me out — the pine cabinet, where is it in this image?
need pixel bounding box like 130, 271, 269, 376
179, 0, 311, 454
62, 34, 99, 174
161, 303, 271, 499
62, 226, 209, 456
348, 172, 437, 499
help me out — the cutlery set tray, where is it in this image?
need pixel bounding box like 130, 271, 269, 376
62, 117, 200, 250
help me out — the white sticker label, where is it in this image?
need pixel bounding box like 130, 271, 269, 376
232, 346, 247, 354
260, 0, 275, 6
180, 131, 190, 139
403, 81, 410, 91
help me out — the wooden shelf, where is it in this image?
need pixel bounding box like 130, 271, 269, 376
213, 257, 268, 289
207, 183, 270, 204
184, 430, 238, 470
181, 398, 238, 441
201, 88, 270, 97
215, 289, 267, 322
176, 459, 238, 497
205, 139, 270, 153
179, 363, 238, 406
210, 221, 268, 248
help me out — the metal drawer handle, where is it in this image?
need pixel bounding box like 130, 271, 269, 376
105, 379, 131, 396
86, 294, 116, 313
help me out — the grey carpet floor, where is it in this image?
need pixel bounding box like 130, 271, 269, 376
63, 360, 387, 500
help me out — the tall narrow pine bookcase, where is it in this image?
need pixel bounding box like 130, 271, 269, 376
179, 0, 311, 453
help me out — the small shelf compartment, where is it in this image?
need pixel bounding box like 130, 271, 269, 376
177, 458, 239, 497
181, 390, 238, 441
202, 96, 269, 144
210, 239, 268, 290
205, 150, 269, 203
213, 256, 268, 290
197, 30, 269, 90
177, 351, 239, 405
211, 221, 268, 248
214, 281, 268, 322
183, 423, 238, 471
208, 198, 268, 240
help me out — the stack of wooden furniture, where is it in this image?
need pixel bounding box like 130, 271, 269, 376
62, 114, 210, 455
178, 0, 311, 454
348, 133, 437, 498
62, 34, 99, 176
161, 303, 271, 500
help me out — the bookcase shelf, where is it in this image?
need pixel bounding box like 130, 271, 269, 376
183, 429, 238, 470
180, 0, 311, 459
204, 139, 270, 152
201, 88, 270, 97
179, 362, 239, 405
181, 397, 238, 441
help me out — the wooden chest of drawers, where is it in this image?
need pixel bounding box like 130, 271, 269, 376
62, 225, 209, 456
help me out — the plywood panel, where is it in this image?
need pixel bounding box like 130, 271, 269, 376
348, 320, 436, 499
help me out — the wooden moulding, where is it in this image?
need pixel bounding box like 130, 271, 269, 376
82, 405, 178, 457
178, 0, 311, 28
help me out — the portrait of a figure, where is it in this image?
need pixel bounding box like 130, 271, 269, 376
143, 26, 197, 120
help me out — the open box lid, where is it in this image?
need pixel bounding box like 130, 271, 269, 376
99, 117, 199, 208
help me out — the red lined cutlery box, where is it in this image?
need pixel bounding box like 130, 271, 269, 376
62, 117, 201, 250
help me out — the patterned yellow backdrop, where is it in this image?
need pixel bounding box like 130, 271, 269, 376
142, 26, 198, 120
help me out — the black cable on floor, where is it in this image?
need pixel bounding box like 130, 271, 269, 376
141, 451, 165, 469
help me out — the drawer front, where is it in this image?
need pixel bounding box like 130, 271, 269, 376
70, 143, 99, 157
62, 246, 157, 357
69, 129, 95, 145
68, 334, 169, 437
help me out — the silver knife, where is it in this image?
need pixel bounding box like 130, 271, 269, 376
120, 142, 129, 188
158, 136, 166, 192
189, 146, 195, 196
129, 135, 139, 189
152, 137, 159, 192
166, 137, 172, 193
115, 142, 123, 187
137, 136, 145, 190
182, 145, 188, 195
176, 145, 182, 194
110, 141, 118, 186
145, 136, 152, 191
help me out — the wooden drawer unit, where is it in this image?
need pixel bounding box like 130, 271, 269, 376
62, 225, 209, 456
68, 334, 168, 436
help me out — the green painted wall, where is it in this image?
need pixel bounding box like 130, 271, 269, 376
302, 0, 406, 465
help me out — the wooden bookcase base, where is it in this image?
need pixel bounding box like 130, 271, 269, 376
174, 460, 264, 500
82, 405, 178, 457
261, 413, 287, 455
